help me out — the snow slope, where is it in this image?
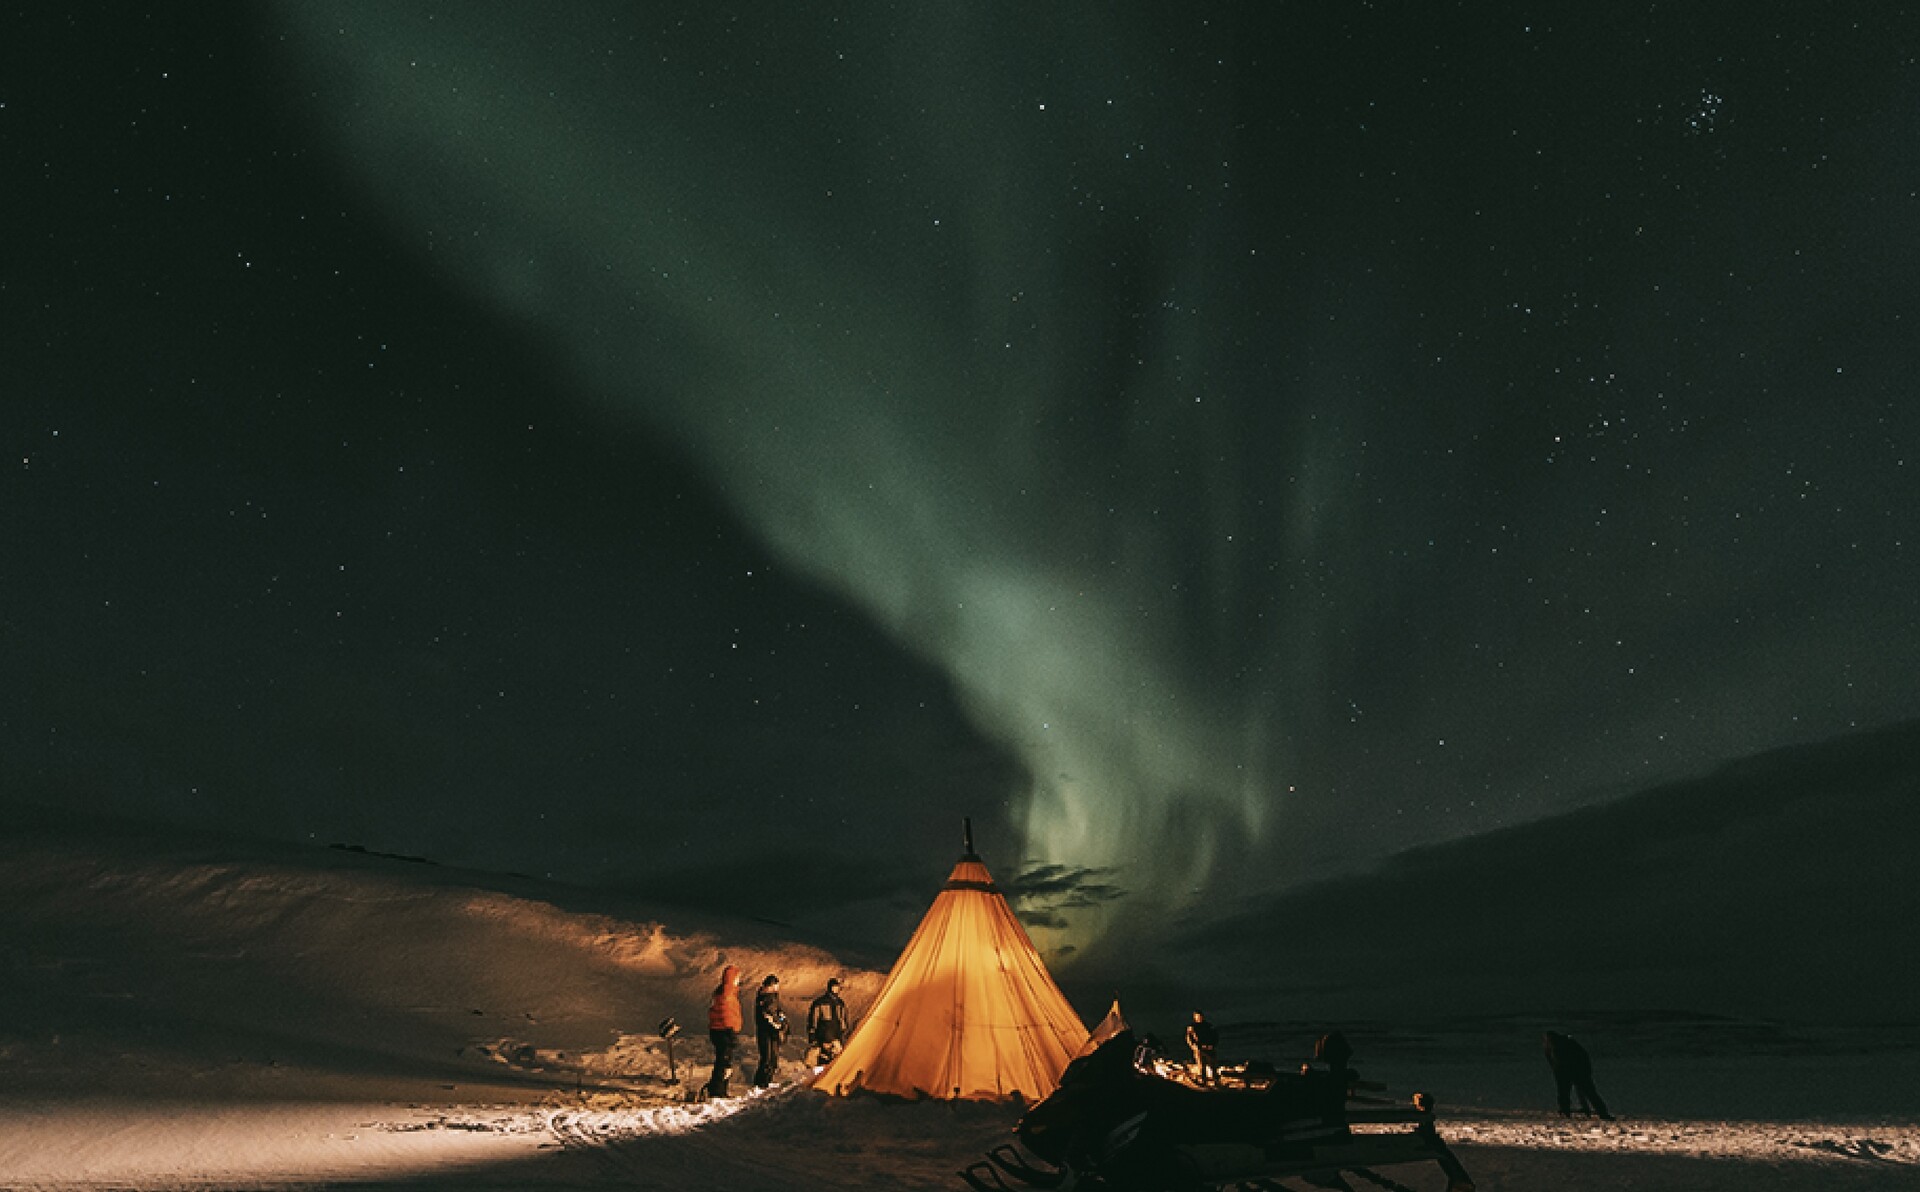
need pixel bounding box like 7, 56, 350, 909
1141, 719, 1920, 1026
0, 825, 883, 1104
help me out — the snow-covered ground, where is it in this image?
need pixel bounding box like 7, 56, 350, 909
4, 826, 1916, 1190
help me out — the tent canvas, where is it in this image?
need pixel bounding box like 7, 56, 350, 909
818, 825, 1088, 1101
1079, 997, 1129, 1057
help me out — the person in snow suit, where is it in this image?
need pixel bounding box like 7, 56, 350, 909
1542, 1031, 1613, 1119
754, 973, 787, 1088
806, 977, 850, 1064
1185, 1010, 1220, 1085
706, 964, 743, 1098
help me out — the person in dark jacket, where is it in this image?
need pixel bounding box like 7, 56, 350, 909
806, 977, 850, 1064
1185, 1010, 1219, 1084
1542, 1031, 1613, 1119
706, 964, 743, 1098
753, 974, 787, 1088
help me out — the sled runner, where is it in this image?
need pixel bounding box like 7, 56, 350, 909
960, 1032, 1473, 1192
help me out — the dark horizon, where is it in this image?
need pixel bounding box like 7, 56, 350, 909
12, 715, 1916, 1032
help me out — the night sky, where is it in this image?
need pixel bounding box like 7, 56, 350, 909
8, 4, 1917, 957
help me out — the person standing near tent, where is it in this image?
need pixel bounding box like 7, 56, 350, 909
1542, 1031, 1613, 1120
806, 976, 850, 1065
705, 964, 743, 1098
1185, 1010, 1219, 1085
753, 973, 787, 1088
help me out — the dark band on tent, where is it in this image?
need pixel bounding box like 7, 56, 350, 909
944, 878, 999, 893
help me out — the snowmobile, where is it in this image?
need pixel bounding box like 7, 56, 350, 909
960, 1032, 1473, 1192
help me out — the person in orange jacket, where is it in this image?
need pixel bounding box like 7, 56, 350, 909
706, 964, 743, 1098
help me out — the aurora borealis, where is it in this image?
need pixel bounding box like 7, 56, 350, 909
8, 3, 1917, 955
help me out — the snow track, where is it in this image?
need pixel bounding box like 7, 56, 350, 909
374, 1099, 1920, 1191
521, 1084, 1020, 1191
1445, 1112, 1920, 1166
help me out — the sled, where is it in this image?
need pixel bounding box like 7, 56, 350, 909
959, 1032, 1473, 1192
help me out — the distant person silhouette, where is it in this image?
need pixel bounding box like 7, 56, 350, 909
807, 976, 850, 1064
1315, 1030, 1355, 1087
1542, 1031, 1612, 1119
1185, 1010, 1219, 1084
753, 973, 787, 1088
706, 964, 743, 1098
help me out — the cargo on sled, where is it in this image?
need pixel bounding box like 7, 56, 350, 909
960, 1031, 1473, 1192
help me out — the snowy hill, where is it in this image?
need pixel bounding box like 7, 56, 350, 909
1151, 719, 1920, 1025
0, 824, 883, 1105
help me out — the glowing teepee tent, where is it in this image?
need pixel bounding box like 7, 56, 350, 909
819, 820, 1089, 1101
